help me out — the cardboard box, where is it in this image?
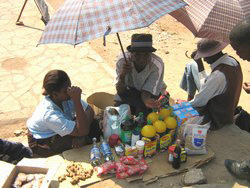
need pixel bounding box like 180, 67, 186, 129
173, 106, 199, 126
1, 158, 58, 188
171, 102, 191, 111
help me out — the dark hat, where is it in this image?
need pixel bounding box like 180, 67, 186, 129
127, 34, 156, 52
194, 38, 228, 60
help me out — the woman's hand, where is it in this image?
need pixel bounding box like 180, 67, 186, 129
243, 82, 250, 94
67, 86, 82, 102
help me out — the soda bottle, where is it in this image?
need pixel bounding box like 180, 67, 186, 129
172, 139, 181, 169
100, 136, 115, 162
135, 112, 145, 130
121, 115, 134, 145
90, 137, 101, 167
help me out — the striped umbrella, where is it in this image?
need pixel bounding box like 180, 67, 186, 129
38, 0, 187, 45
170, 0, 250, 43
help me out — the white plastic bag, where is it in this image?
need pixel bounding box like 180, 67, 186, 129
102, 104, 131, 140
176, 116, 210, 155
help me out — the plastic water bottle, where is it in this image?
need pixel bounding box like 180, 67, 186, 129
100, 136, 115, 162
90, 137, 101, 167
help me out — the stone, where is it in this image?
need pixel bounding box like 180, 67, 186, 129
183, 168, 207, 186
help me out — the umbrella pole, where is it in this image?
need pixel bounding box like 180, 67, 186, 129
116, 33, 128, 63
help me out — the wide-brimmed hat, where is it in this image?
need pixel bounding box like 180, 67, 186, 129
194, 39, 228, 60
127, 34, 156, 52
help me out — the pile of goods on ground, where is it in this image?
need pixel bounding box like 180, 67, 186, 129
58, 162, 94, 185
88, 91, 209, 181
57, 91, 209, 185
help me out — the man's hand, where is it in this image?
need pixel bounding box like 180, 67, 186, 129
195, 58, 205, 72
120, 61, 132, 77
243, 82, 250, 94
67, 86, 82, 102
144, 98, 160, 109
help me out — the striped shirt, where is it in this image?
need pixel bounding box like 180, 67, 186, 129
115, 52, 166, 100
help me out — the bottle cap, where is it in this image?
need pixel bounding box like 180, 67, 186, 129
136, 140, 145, 147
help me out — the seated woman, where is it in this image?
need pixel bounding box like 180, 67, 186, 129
27, 70, 102, 157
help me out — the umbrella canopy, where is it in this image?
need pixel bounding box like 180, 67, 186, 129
170, 0, 250, 43
38, 0, 187, 45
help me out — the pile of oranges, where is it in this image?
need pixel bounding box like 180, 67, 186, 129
141, 108, 177, 138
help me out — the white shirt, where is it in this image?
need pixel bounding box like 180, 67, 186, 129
27, 96, 88, 139
115, 52, 166, 101
190, 54, 239, 107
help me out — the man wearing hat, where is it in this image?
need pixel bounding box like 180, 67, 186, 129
114, 34, 166, 115
190, 38, 243, 130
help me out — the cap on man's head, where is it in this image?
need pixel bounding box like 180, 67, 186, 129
194, 39, 228, 60
127, 34, 156, 52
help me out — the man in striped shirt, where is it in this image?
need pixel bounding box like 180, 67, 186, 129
115, 34, 166, 116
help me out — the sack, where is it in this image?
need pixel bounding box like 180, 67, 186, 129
234, 106, 250, 133
102, 104, 131, 140
177, 116, 210, 155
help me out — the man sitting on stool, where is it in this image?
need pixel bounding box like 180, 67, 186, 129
114, 34, 166, 116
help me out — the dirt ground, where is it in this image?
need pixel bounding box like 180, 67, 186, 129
4, 1, 250, 188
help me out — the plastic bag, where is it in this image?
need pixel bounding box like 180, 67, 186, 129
102, 104, 131, 140
183, 121, 210, 155
95, 161, 116, 176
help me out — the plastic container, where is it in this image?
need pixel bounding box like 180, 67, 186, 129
136, 140, 145, 159
131, 128, 140, 146
100, 137, 115, 162
90, 137, 101, 167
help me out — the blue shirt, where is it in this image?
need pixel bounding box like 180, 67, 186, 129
27, 96, 88, 139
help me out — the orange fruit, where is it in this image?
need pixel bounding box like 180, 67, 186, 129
153, 120, 167, 133
147, 112, 159, 123
159, 108, 171, 119
141, 125, 156, 138
164, 116, 177, 129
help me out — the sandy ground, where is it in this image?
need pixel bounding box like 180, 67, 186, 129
4, 1, 250, 187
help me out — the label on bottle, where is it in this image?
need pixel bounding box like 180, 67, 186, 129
100, 142, 112, 155
90, 147, 101, 161
169, 153, 173, 162
121, 130, 132, 144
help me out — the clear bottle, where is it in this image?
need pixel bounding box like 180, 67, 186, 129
100, 136, 115, 162
90, 137, 101, 167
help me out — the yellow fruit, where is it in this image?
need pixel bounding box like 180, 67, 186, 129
147, 112, 159, 123
153, 120, 167, 133
159, 108, 171, 119
164, 116, 177, 129
141, 125, 156, 138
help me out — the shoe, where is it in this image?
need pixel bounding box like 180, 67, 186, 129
225, 159, 250, 180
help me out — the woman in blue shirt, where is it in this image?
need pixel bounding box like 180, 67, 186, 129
27, 70, 102, 157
